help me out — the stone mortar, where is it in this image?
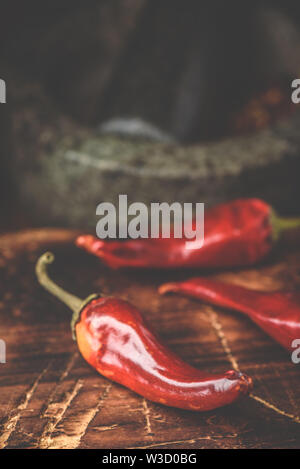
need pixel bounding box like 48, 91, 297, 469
11, 83, 300, 229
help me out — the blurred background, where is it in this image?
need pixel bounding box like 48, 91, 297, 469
1, 0, 300, 232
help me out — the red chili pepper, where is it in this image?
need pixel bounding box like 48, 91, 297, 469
159, 278, 300, 352
36, 252, 252, 411
76, 198, 300, 269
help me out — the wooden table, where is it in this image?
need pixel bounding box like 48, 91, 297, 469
0, 229, 299, 449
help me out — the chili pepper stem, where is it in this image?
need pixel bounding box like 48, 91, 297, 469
35, 252, 99, 339
36, 252, 83, 313
271, 211, 300, 241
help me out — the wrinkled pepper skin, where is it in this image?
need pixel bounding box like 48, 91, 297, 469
159, 278, 300, 352
76, 296, 252, 411
76, 199, 275, 269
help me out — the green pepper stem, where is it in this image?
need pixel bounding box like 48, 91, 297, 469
35, 252, 100, 340
35, 252, 83, 314
36, 252, 100, 339
276, 216, 300, 232
271, 212, 300, 241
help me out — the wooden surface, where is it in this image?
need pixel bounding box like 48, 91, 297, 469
0, 228, 300, 449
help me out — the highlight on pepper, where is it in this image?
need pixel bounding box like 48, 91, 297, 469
76, 198, 300, 270
35, 252, 253, 412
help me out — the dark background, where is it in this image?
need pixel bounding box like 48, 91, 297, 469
1, 0, 300, 230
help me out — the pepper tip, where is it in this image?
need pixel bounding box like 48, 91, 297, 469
158, 283, 177, 295
76, 235, 89, 247
76, 235, 105, 251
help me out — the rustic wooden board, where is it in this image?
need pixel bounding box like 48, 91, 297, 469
0, 229, 300, 449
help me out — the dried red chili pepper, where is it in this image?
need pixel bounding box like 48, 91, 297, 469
76, 198, 300, 269
159, 278, 300, 352
36, 252, 252, 411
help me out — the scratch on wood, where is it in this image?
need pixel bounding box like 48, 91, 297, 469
206, 307, 239, 371
142, 398, 153, 437
129, 433, 238, 449
47, 383, 112, 449
41, 352, 78, 417
58, 352, 79, 382
274, 367, 298, 414
206, 306, 300, 425
0, 363, 51, 449
93, 424, 118, 432
39, 379, 84, 449
250, 394, 300, 424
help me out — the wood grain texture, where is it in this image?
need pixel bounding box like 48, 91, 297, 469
0, 229, 300, 449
